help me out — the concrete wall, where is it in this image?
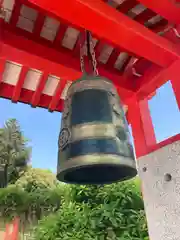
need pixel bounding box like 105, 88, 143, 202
138, 140, 180, 240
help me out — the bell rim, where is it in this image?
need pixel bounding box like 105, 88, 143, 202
57, 154, 137, 184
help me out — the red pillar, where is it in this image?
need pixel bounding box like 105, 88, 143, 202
5, 218, 19, 240
171, 77, 180, 110
127, 96, 156, 158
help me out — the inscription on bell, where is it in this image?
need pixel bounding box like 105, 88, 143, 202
58, 128, 71, 151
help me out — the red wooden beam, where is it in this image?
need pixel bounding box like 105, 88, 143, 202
33, 13, 45, 37
48, 78, 66, 112
31, 72, 48, 107
1, 26, 133, 92
171, 71, 180, 110
0, 78, 132, 112
54, 23, 68, 47
136, 59, 180, 101
117, 0, 138, 14
0, 46, 133, 107
73, 32, 86, 57
138, 0, 180, 24
9, 0, 21, 27
0, 59, 5, 83
128, 96, 156, 158
95, 41, 105, 60
27, 0, 180, 67
134, 9, 156, 24
0, 43, 80, 80
133, 58, 153, 76
149, 19, 168, 33
0, 82, 59, 111
12, 66, 29, 102
106, 48, 120, 68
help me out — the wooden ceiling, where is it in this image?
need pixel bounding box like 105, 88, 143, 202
0, 0, 179, 111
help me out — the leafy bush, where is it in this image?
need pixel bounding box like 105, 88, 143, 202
0, 184, 63, 229
34, 178, 149, 240
34, 202, 93, 240
0, 185, 30, 221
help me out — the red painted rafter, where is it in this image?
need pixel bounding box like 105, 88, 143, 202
95, 41, 105, 59
0, 79, 133, 113
73, 32, 86, 56
121, 55, 132, 73
12, 66, 29, 102
1, 42, 80, 80
0, 82, 58, 111
136, 59, 180, 100
0, 41, 134, 105
117, 0, 138, 14
0, 46, 133, 110
106, 48, 120, 68
0, 59, 6, 83
31, 72, 49, 107
133, 58, 153, 76
27, 0, 180, 67
124, 22, 180, 85
48, 78, 66, 112
33, 13, 45, 37
9, 0, 21, 27
54, 23, 68, 48
134, 9, 156, 24
138, 0, 180, 24
149, 19, 168, 33
1, 26, 133, 90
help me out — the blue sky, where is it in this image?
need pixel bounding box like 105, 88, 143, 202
0, 81, 179, 173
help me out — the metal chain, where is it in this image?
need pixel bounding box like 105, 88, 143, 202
89, 31, 99, 76
79, 30, 99, 76
80, 42, 85, 73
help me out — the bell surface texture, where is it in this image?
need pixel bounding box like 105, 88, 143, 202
57, 76, 137, 184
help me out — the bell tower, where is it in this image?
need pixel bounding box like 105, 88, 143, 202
0, 0, 180, 239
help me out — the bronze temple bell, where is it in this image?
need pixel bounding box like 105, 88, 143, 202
57, 31, 137, 184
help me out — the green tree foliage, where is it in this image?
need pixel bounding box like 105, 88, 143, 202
0, 119, 31, 185
0, 167, 66, 230
34, 179, 149, 240
15, 167, 59, 192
